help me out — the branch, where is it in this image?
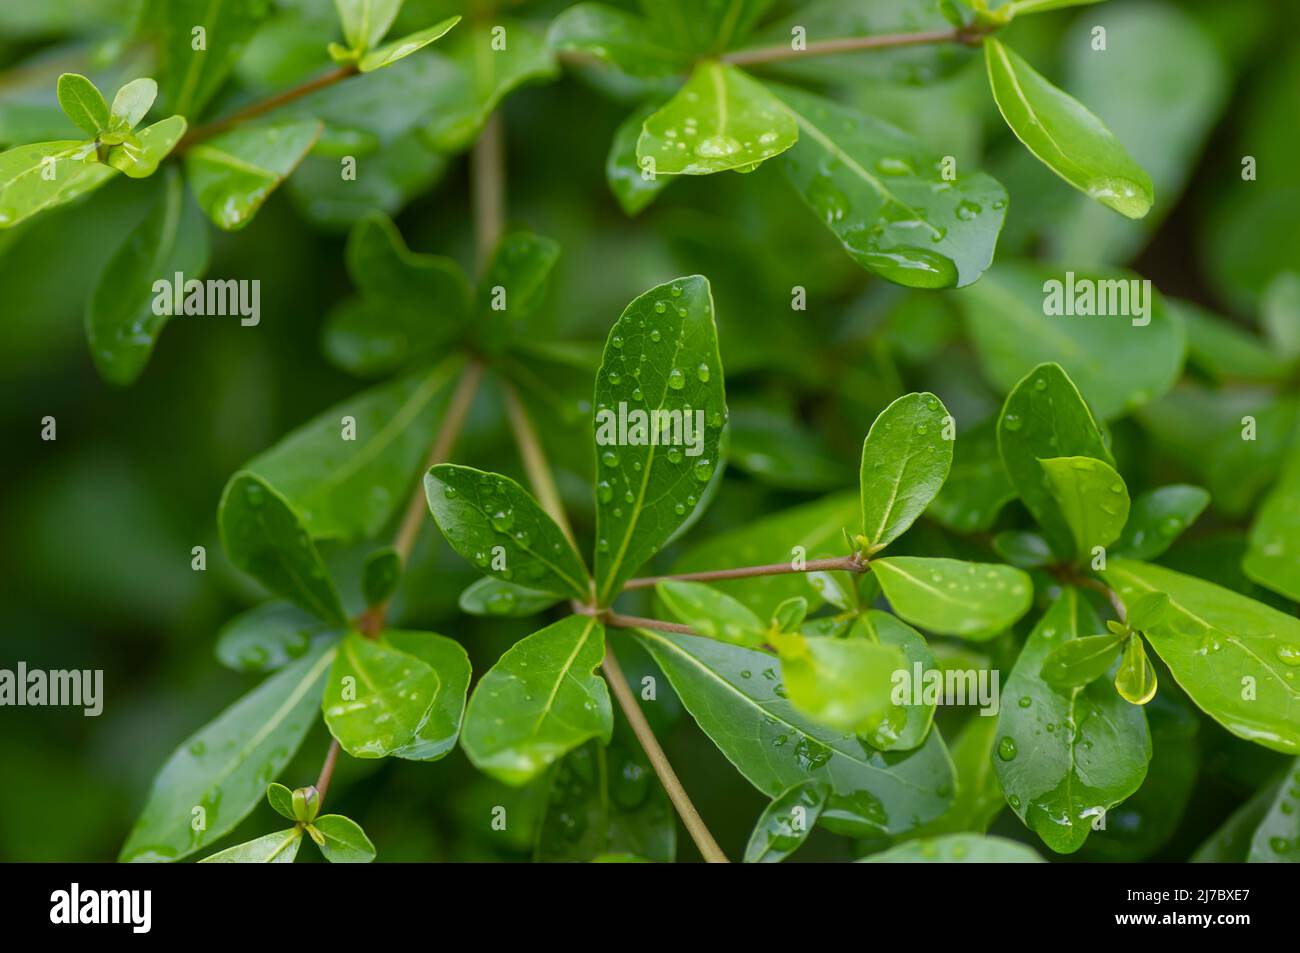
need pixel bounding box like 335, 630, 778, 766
604, 611, 698, 636
472, 112, 506, 278
502, 378, 577, 547
601, 644, 730, 863
315, 739, 341, 804
1074, 575, 1128, 624
178, 65, 358, 152
720, 24, 991, 67
623, 554, 865, 591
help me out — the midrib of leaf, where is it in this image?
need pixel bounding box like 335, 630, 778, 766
198, 647, 335, 803
989, 40, 1094, 187
266, 828, 299, 861
597, 327, 690, 604
868, 423, 924, 548
710, 62, 729, 137
528, 617, 598, 739
638, 628, 933, 792
781, 99, 941, 241
2, 143, 94, 193
877, 561, 976, 609
189, 143, 278, 180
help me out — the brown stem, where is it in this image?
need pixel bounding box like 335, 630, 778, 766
472, 111, 505, 278
605, 611, 698, 636
601, 644, 729, 863
178, 65, 358, 152
623, 554, 865, 591
315, 739, 341, 805
720, 24, 990, 67
1075, 575, 1128, 624
501, 378, 576, 547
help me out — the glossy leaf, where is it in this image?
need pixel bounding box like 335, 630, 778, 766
859, 392, 953, 551
57, 73, 109, 135
475, 231, 560, 352
673, 493, 859, 618
607, 102, 672, 216
247, 357, 465, 541
638, 0, 773, 54
1104, 559, 1300, 754
0, 141, 116, 228
198, 828, 301, 863
461, 616, 613, 785
657, 580, 766, 647
215, 600, 339, 674
994, 589, 1150, 854
979, 0, 1105, 23
218, 473, 347, 626
862, 834, 1044, 863
862, 611, 938, 752
927, 418, 1015, 533
909, 715, 1003, 836
185, 119, 321, 230
985, 38, 1153, 219
361, 546, 401, 607
777, 630, 904, 737
774, 85, 1006, 289
1041, 632, 1123, 689
548, 4, 690, 78
359, 16, 461, 72
1114, 484, 1210, 561
1247, 761, 1300, 862
110, 78, 158, 132
637, 628, 955, 837
458, 577, 560, 618
1192, 781, 1281, 863
744, 780, 826, 863
425, 464, 590, 600
86, 167, 211, 385
149, 0, 270, 117
872, 556, 1032, 640
1040, 456, 1130, 560
266, 782, 296, 820
592, 275, 726, 605
120, 644, 335, 862
336, 0, 402, 51
323, 632, 441, 758
313, 814, 376, 863
105, 115, 187, 179
997, 362, 1112, 559
961, 262, 1185, 421
382, 630, 470, 762
1245, 444, 1300, 602
636, 62, 796, 176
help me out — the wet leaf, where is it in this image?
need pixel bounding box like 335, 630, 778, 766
859, 392, 953, 551
185, 119, 322, 230
1040, 456, 1130, 560
744, 780, 826, 863
198, 827, 301, 863
872, 556, 1032, 639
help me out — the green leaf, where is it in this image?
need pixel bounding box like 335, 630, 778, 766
1040, 456, 1130, 560
57, 73, 109, 135
336, 0, 402, 52
120, 644, 335, 862
312, 814, 376, 863
246, 357, 465, 541
861, 611, 938, 751
636, 62, 796, 176
592, 275, 726, 605
458, 577, 561, 618
1245, 444, 1300, 601
772, 85, 1007, 289
1104, 559, 1300, 754
382, 630, 471, 762
0, 140, 116, 228
1114, 634, 1158, 705
149, 0, 270, 118
777, 630, 905, 737
1192, 780, 1282, 863
997, 362, 1112, 559
607, 102, 672, 216
927, 418, 1015, 533
290, 785, 320, 822
323, 632, 441, 757
359, 15, 460, 72
979, 0, 1105, 23
218, 473, 347, 625
422, 19, 558, 152
266, 782, 296, 820
993, 530, 1053, 569
109, 78, 158, 132
960, 263, 1185, 421
872, 557, 1032, 640
185, 119, 322, 230
361, 546, 401, 607
1263, 272, 1300, 360
994, 589, 1150, 854
657, 580, 766, 647
861, 834, 1044, 863
1041, 632, 1123, 689
637, 628, 955, 837
216, 601, 339, 673
908, 715, 1003, 837
86, 167, 211, 386
535, 737, 675, 863
673, 493, 859, 617
638, 0, 773, 55
984, 37, 1153, 219
461, 616, 613, 785
744, 780, 826, 863
425, 464, 590, 600
475, 231, 560, 352
198, 827, 301, 863
859, 392, 953, 551
1247, 761, 1300, 862
547, 4, 690, 78
1114, 484, 1210, 561
727, 402, 852, 491
106, 114, 187, 179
